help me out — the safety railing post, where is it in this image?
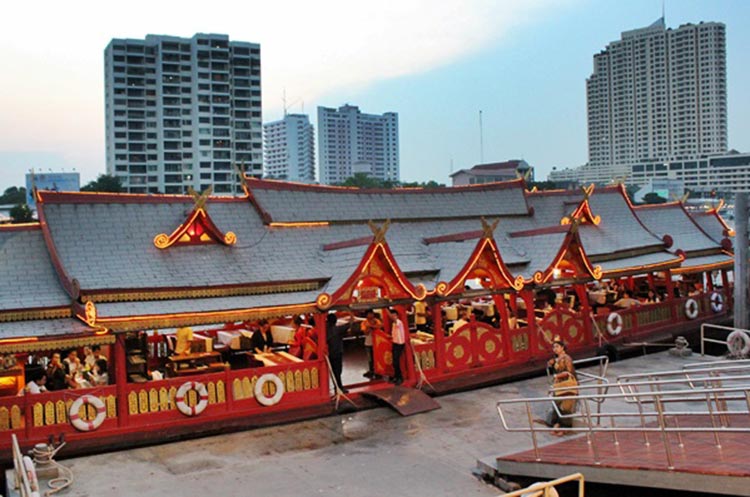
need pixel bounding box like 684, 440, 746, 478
526, 401, 541, 462
654, 396, 674, 470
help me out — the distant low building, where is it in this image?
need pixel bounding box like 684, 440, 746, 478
25, 171, 80, 208
450, 160, 532, 186
633, 178, 684, 203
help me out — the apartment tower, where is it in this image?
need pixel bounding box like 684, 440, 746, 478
104, 33, 262, 194
263, 114, 315, 183
317, 104, 399, 185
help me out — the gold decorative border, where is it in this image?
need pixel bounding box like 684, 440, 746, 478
0, 307, 71, 323
0, 334, 115, 355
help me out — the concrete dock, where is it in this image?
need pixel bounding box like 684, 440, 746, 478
6, 350, 722, 497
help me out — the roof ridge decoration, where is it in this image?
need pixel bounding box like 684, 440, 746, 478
705, 199, 736, 237
434, 218, 525, 297
316, 220, 427, 310
533, 217, 602, 285
153, 187, 237, 249
560, 184, 601, 226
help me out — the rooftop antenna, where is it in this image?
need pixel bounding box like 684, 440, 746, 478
479, 110, 484, 164
282, 88, 301, 118
662, 0, 666, 23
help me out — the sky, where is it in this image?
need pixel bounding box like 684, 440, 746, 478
0, 0, 748, 192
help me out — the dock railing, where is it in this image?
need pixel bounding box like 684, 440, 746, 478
496, 363, 750, 470
700, 323, 750, 356
499, 472, 585, 497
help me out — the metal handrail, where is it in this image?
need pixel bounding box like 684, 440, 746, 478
499, 472, 585, 497
496, 385, 750, 470
700, 323, 750, 356
11, 433, 35, 497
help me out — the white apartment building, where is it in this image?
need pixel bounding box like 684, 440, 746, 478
318, 105, 399, 184
263, 114, 315, 183
630, 152, 750, 195
104, 34, 262, 195
585, 18, 726, 183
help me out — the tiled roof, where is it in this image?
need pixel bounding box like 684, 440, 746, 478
689, 211, 732, 245
675, 252, 733, 272
0, 318, 92, 340
0, 226, 70, 310
596, 251, 683, 275
634, 204, 720, 253
246, 179, 530, 223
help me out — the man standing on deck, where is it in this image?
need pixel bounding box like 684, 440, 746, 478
389, 309, 406, 385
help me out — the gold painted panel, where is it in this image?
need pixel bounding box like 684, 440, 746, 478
187, 389, 197, 407
168, 386, 177, 409
56, 400, 67, 424
106, 395, 117, 418
149, 389, 159, 412
159, 388, 169, 411
0, 407, 8, 430
284, 372, 294, 393
216, 380, 225, 403
311, 367, 319, 389
294, 370, 303, 391
302, 369, 311, 390
243, 377, 253, 398
138, 390, 148, 414
233, 378, 243, 400
34, 403, 44, 427
128, 392, 138, 415
11, 405, 22, 429
208, 382, 217, 404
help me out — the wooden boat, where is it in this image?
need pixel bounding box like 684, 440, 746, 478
0, 178, 735, 461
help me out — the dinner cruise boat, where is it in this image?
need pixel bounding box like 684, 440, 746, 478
0, 177, 736, 461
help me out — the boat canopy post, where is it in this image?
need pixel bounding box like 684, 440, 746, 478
734, 192, 749, 329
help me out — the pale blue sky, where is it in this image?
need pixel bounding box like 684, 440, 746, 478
0, 0, 747, 192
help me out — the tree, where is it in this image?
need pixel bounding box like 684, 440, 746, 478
338, 173, 391, 189
0, 186, 27, 205
9, 204, 33, 223
81, 175, 124, 193
642, 192, 667, 204
526, 181, 561, 191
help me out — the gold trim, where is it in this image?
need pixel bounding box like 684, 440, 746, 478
82, 281, 323, 304
0, 307, 71, 323
0, 334, 115, 354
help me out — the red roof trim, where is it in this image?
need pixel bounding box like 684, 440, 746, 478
323, 236, 373, 252
423, 230, 483, 245
37, 190, 245, 205
35, 202, 76, 298
245, 177, 526, 194
509, 225, 569, 238
0, 223, 41, 232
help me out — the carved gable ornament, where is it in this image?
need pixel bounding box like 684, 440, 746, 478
153, 187, 237, 249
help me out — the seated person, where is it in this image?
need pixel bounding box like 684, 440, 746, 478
86, 359, 109, 386
645, 289, 661, 303
19, 374, 47, 395
175, 326, 194, 355
46, 353, 67, 391
450, 308, 470, 335
288, 316, 307, 358
251, 319, 275, 353
614, 291, 640, 309
688, 282, 703, 296
413, 301, 429, 332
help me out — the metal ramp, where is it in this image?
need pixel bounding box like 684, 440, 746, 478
362, 385, 440, 416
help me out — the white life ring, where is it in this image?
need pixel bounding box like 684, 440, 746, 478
175, 381, 209, 416
727, 330, 750, 357
23, 455, 40, 497
606, 312, 623, 336
254, 373, 284, 407
684, 298, 699, 319
710, 292, 724, 313
69, 394, 106, 432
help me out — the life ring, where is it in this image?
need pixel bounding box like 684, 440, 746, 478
727, 330, 750, 357
684, 298, 699, 319
69, 394, 106, 432
710, 292, 724, 313
175, 381, 209, 416
254, 373, 284, 407
606, 312, 623, 336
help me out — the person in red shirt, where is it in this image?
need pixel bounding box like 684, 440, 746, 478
389, 309, 406, 385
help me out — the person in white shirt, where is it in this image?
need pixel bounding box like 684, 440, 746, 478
20, 376, 47, 395
389, 309, 406, 385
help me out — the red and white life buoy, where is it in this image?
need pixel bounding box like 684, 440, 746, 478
684, 298, 699, 320
69, 394, 106, 432
254, 373, 284, 407
606, 312, 623, 336
175, 381, 209, 416
710, 292, 724, 313
727, 330, 750, 357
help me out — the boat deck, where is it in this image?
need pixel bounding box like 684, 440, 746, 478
479, 414, 750, 496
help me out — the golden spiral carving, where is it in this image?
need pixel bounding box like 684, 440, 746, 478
512, 275, 526, 291
593, 215, 601, 225
153, 233, 170, 249
316, 293, 332, 310
435, 281, 449, 296
224, 231, 237, 245
560, 216, 571, 225
533, 271, 544, 284
592, 265, 603, 280
84, 301, 97, 327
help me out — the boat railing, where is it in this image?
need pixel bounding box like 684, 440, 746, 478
496, 383, 750, 470
700, 323, 750, 356
498, 472, 585, 497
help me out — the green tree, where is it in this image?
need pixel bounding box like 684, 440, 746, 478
526, 181, 561, 191
9, 204, 33, 223
642, 192, 667, 204
81, 175, 124, 193
338, 173, 390, 189
0, 186, 27, 204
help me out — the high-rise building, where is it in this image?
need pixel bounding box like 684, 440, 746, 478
318, 105, 399, 184
104, 33, 262, 195
586, 18, 727, 182
263, 114, 315, 183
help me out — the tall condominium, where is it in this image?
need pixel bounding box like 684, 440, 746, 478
104, 33, 262, 195
586, 18, 726, 182
318, 104, 399, 184
263, 114, 315, 183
